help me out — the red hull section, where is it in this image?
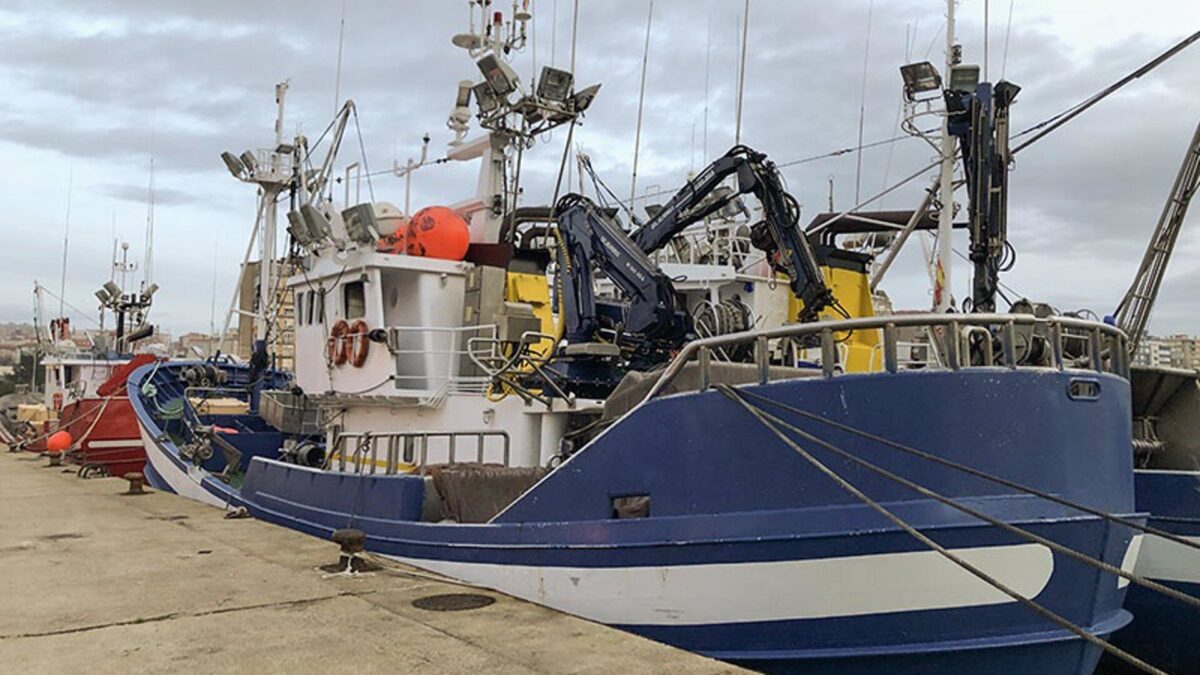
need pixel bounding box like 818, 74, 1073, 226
41, 355, 158, 476
59, 397, 145, 477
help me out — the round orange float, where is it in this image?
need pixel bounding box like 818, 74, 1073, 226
406, 206, 470, 261
47, 430, 72, 453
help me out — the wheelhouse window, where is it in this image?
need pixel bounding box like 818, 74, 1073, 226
343, 281, 366, 320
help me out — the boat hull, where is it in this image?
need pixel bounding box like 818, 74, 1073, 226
132, 361, 1141, 674
1104, 469, 1200, 674
59, 397, 145, 477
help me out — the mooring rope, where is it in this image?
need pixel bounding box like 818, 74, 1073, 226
715, 384, 1166, 675
735, 386, 1200, 556
718, 385, 1200, 614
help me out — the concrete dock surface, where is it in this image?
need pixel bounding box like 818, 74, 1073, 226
0, 450, 745, 674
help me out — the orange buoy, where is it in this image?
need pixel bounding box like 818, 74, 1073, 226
406, 206, 470, 261
47, 430, 72, 453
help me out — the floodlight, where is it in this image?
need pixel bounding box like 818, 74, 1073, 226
900, 61, 942, 100
473, 81, 501, 114
220, 151, 247, 178
240, 150, 259, 174
455, 79, 473, 108
572, 84, 601, 113
994, 80, 1021, 107
477, 53, 520, 96
103, 281, 122, 298
341, 203, 382, 245
452, 33, 482, 50
286, 209, 315, 245
948, 64, 980, 94
300, 204, 333, 241
94, 288, 111, 305
537, 66, 574, 103
514, 0, 532, 21
143, 282, 159, 298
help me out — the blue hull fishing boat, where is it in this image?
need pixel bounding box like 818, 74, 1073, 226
1104, 365, 1200, 674
126, 3, 1162, 671
130, 313, 1143, 675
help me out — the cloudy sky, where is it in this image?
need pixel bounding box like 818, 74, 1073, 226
1, 0, 1198, 337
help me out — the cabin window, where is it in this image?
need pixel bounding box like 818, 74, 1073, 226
316, 291, 326, 324
611, 494, 650, 519
295, 292, 306, 324
343, 281, 366, 319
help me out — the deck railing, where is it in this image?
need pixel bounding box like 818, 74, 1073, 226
643, 313, 1130, 403
325, 429, 512, 475
386, 324, 498, 400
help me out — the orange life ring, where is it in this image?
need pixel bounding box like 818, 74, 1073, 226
348, 319, 370, 367
328, 320, 351, 366
52, 391, 63, 411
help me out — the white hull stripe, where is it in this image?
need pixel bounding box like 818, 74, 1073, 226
388, 543, 1054, 626
85, 439, 143, 449
138, 426, 226, 509
1118, 535, 1144, 589
1135, 534, 1200, 584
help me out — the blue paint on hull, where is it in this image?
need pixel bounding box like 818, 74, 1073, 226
1103, 470, 1200, 675
130, 360, 1140, 674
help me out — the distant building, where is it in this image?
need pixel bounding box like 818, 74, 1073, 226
1135, 337, 1176, 368
1134, 334, 1200, 370
174, 332, 219, 358
1165, 334, 1200, 370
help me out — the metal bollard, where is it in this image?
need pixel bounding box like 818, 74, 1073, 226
122, 472, 147, 495
328, 528, 373, 574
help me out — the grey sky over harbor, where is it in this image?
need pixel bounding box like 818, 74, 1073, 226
1, 1, 1198, 336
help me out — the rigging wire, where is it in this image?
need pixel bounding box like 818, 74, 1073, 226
854, 0, 874, 204
35, 284, 100, 328
729, 387, 1200, 614
1012, 29, 1200, 155
735, 386, 1200, 557
1000, 0, 1015, 79
629, 0, 654, 209
734, 0, 751, 145
350, 104, 376, 202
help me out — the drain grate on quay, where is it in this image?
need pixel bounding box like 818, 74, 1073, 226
411, 593, 495, 612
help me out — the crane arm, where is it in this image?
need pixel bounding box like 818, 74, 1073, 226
631, 145, 833, 320
553, 194, 684, 346
1115, 120, 1200, 353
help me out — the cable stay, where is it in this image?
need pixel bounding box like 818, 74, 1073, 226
1012, 29, 1200, 155
718, 384, 1200, 613
715, 383, 1168, 675
731, 385, 1200, 557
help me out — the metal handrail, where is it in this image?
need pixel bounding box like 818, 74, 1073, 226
642, 313, 1129, 403
386, 323, 499, 393
326, 429, 512, 476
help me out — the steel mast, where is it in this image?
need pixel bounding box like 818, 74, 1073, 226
933, 0, 958, 312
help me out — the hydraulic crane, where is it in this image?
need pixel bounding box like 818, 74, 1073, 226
548, 146, 835, 393
1114, 120, 1200, 355
945, 79, 1021, 313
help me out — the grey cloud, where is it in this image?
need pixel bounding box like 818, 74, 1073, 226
0, 0, 1198, 336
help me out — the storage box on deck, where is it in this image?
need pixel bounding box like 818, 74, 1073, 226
17, 404, 50, 423
190, 397, 249, 415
